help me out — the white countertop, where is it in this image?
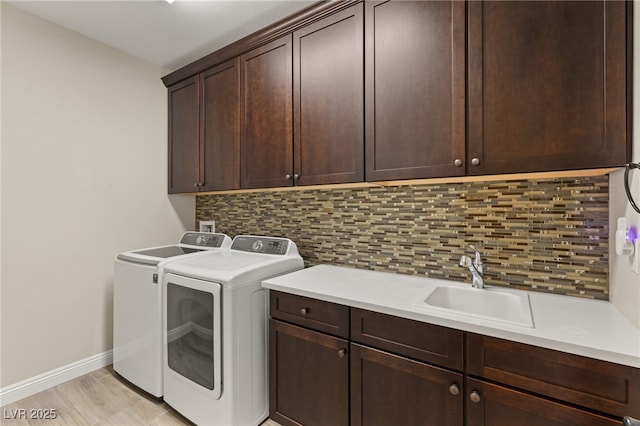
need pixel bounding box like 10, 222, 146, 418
262, 264, 640, 368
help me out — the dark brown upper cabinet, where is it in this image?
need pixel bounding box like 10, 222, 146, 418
168, 76, 200, 194
365, 0, 466, 181
200, 58, 241, 192
167, 0, 632, 193
293, 3, 364, 186
167, 58, 240, 194
240, 35, 293, 189
467, 1, 630, 175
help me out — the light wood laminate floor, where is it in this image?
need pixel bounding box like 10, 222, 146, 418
1, 367, 281, 426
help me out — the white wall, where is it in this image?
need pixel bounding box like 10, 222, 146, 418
0, 3, 194, 387
609, 4, 640, 329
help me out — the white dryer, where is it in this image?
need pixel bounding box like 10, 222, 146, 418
113, 232, 231, 397
162, 235, 303, 426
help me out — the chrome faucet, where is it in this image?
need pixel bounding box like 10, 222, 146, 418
460, 245, 484, 288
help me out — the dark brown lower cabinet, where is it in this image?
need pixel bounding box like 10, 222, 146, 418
350, 343, 463, 426
268, 292, 636, 426
466, 378, 620, 426
269, 319, 349, 426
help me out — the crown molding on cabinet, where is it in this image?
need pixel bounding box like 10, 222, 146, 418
161, 0, 359, 87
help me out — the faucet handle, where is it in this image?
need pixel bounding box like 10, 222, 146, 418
468, 245, 482, 265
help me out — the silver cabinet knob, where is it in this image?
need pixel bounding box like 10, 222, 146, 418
293, 173, 300, 180
300, 307, 309, 315
285, 174, 292, 180
469, 391, 481, 403
337, 349, 346, 358
454, 159, 462, 167
449, 384, 460, 396
471, 157, 480, 166
194, 183, 199, 187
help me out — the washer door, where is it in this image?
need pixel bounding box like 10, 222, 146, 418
165, 273, 222, 399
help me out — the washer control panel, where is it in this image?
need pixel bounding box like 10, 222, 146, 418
180, 232, 227, 248
232, 236, 290, 255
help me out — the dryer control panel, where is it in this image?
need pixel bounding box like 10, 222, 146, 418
232, 236, 290, 255
180, 232, 228, 248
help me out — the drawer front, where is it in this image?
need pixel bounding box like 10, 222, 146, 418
270, 291, 350, 338
467, 334, 640, 418
351, 308, 464, 371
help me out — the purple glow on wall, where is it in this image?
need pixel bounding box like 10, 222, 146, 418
628, 225, 638, 243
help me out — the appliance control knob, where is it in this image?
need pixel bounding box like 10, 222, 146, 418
469, 391, 481, 403
252, 240, 264, 252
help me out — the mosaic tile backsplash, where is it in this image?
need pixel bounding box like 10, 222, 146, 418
197, 176, 609, 300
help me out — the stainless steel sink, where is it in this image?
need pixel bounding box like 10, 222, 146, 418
414, 285, 534, 328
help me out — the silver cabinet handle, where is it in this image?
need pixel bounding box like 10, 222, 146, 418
449, 384, 459, 396
300, 307, 309, 315
337, 349, 346, 358
194, 183, 199, 187
285, 174, 292, 180
471, 157, 480, 166
293, 173, 300, 180
624, 417, 640, 426
454, 159, 462, 167
469, 391, 481, 403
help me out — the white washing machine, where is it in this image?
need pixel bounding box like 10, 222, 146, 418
162, 235, 303, 426
113, 232, 231, 397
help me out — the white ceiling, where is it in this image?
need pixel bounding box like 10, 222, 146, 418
6, 0, 315, 72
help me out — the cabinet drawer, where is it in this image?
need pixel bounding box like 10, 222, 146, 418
467, 334, 640, 418
351, 308, 464, 371
270, 291, 349, 338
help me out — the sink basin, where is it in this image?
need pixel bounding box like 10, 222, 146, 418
414, 285, 534, 328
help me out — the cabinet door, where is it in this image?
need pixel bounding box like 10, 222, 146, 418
466, 334, 640, 418
466, 378, 620, 426
365, 0, 465, 181
168, 76, 200, 193
241, 35, 293, 189
351, 343, 463, 426
200, 58, 240, 191
468, 1, 629, 175
269, 320, 349, 426
293, 4, 364, 185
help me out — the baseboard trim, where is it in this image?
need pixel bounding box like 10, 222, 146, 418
0, 350, 113, 406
